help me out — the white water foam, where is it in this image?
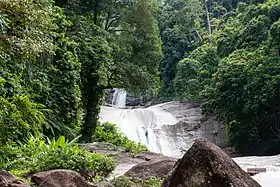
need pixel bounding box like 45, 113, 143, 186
253, 170, 280, 186
233, 154, 280, 186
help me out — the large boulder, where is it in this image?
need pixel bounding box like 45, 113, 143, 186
31, 169, 95, 187
125, 159, 176, 180
0, 170, 29, 187
162, 139, 261, 187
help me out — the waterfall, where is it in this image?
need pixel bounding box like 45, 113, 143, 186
99, 102, 201, 158
100, 101, 280, 186
111, 88, 127, 108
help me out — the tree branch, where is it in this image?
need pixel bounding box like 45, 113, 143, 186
204, 0, 212, 43
104, 12, 111, 31
106, 16, 121, 30
107, 29, 131, 32
195, 30, 203, 42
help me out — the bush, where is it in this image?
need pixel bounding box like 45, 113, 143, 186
112, 176, 162, 187
94, 122, 147, 155
1, 136, 115, 178
0, 91, 45, 145
0, 142, 21, 168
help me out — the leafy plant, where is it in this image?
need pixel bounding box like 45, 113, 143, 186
112, 176, 162, 187
94, 122, 148, 155
1, 136, 115, 178
144, 177, 163, 187
0, 94, 45, 145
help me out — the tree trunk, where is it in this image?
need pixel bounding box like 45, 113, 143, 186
80, 86, 103, 143
232, 0, 238, 9
55, 0, 68, 7
93, 0, 99, 25
204, 0, 212, 43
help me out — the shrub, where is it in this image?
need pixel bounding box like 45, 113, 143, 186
0, 142, 21, 168
1, 136, 115, 178
0, 93, 45, 145
94, 122, 147, 155
144, 177, 163, 186
112, 176, 162, 187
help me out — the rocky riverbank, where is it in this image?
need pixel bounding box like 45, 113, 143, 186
0, 139, 264, 187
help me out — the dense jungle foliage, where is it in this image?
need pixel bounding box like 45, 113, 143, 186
159, 0, 280, 155
0, 0, 155, 181
0, 0, 161, 144
0, 0, 279, 181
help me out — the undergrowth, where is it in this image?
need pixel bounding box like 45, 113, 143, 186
94, 122, 148, 155
112, 176, 162, 187
0, 136, 115, 179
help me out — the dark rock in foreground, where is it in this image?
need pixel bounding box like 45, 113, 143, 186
162, 138, 261, 187
31, 169, 95, 187
0, 170, 29, 187
125, 159, 177, 180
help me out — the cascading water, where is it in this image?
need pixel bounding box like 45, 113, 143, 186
100, 101, 280, 186
100, 101, 206, 158
100, 105, 179, 156
111, 88, 127, 108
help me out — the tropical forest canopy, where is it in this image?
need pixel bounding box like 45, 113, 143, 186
0, 0, 279, 160
159, 0, 280, 155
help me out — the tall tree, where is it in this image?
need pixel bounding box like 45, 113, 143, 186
157, 0, 203, 98
60, 0, 162, 142
70, 15, 111, 142
112, 0, 162, 93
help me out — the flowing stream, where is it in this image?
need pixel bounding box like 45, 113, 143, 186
100, 89, 280, 186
